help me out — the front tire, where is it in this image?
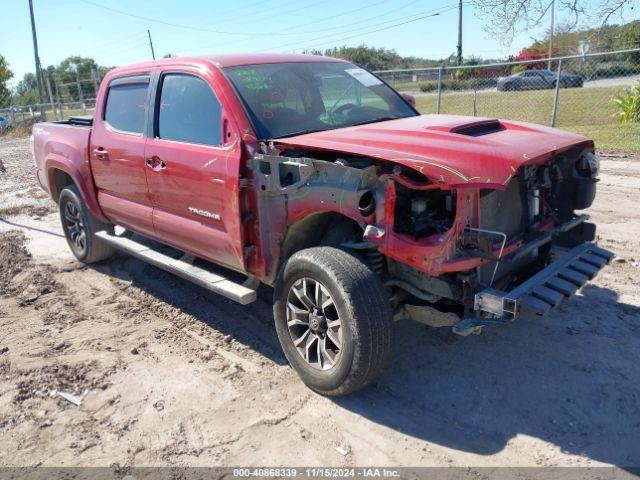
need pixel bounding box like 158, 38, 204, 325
59, 185, 115, 263
274, 247, 393, 396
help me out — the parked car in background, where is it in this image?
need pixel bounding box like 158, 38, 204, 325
0, 116, 11, 132
497, 69, 584, 91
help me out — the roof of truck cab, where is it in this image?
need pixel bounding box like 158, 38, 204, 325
110, 53, 347, 74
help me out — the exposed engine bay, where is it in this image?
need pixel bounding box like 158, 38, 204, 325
393, 185, 456, 239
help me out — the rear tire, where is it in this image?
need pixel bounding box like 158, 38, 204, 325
273, 247, 394, 396
59, 184, 115, 263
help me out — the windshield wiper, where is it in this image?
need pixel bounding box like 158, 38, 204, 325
348, 116, 400, 126
271, 128, 331, 139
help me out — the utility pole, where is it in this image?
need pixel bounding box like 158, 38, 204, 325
456, 0, 463, 65
548, 0, 555, 70
28, 0, 45, 117
148, 29, 156, 60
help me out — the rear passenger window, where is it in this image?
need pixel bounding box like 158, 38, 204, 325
104, 83, 148, 134
158, 74, 222, 146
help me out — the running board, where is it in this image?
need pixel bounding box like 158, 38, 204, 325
95, 231, 257, 305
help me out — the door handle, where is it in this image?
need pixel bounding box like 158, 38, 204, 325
93, 148, 109, 161
146, 156, 167, 171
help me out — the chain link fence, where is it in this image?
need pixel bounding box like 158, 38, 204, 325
2, 49, 639, 151
375, 48, 640, 152
0, 72, 101, 132
0, 99, 95, 120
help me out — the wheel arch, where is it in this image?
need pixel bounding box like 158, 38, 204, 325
270, 211, 362, 284
45, 156, 109, 223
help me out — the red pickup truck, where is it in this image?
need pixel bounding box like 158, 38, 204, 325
32, 54, 612, 395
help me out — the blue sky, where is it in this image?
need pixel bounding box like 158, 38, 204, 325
2, 0, 636, 86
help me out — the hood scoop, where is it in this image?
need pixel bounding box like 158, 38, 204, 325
450, 120, 505, 137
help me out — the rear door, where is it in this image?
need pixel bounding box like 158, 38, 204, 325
144, 69, 245, 271
90, 75, 155, 236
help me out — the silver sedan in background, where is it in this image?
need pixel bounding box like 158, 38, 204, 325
497, 69, 584, 91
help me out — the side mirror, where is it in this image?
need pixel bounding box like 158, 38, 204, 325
400, 92, 416, 108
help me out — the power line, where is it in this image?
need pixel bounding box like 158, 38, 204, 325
77, 0, 331, 37
273, 0, 436, 37
262, 4, 461, 53
172, 0, 432, 55
95, 43, 151, 59
87, 32, 148, 55
76, 0, 468, 62
280, 0, 400, 35
179, 3, 466, 56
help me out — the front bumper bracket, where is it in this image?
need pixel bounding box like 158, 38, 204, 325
454, 242, 614, 334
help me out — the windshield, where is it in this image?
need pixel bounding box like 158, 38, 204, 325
224, 62, 417, 139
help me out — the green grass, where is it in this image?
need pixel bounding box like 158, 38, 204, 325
414, 85, 640, 152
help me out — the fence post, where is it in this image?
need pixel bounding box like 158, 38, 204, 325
45, 74, 57, 121
75, 68, 84, 108
52, 75, 64, 120
473, 83, 477, 117
91, 68, 99, 97
436, 65, 443, 114
550, 59, 563, 127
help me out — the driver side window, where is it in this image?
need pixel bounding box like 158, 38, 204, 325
157, 73, 222, 146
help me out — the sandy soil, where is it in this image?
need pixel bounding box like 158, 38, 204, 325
0, 137, 639, 468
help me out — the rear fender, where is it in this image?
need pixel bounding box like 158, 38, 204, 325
45, 154, 109, 223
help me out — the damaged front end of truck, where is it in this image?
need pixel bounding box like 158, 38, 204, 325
246, 116, 614, 335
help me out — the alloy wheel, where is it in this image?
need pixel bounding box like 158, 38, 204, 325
63, 201, 87, 252
286, 277, 342, 370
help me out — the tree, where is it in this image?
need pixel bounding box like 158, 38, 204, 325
614, 20, 640, 63
13, 72, 38, 106
514, 45, 552, 68
472, 0, 637, 44
0, 54, 13, 108
8, 56, 113, 107
303, 44, 442, 71
56, 56, 100, 101
510, 18, 639, 67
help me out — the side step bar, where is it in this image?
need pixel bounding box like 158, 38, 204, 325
95, 231, 257, 305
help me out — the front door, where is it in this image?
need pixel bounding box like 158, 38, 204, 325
90, 74, 155, 237
144, 71, 245, 271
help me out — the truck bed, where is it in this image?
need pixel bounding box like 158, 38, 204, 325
32, 120, 93, 201
52, 116, 93, 127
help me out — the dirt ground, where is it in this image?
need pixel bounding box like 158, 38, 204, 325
0, 136, 639, 468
